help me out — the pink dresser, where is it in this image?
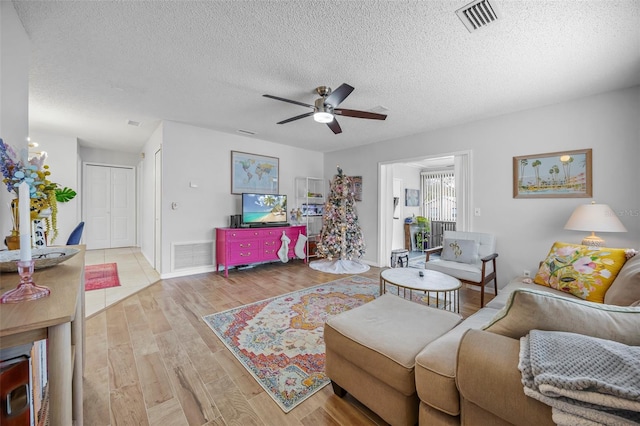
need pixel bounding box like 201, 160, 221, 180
216, 225, 307, 277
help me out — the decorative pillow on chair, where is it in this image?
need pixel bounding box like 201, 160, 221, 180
441, 239, 479, 264
533, 241, 629, 303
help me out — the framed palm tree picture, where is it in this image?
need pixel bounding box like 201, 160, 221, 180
513, 149, 592, 198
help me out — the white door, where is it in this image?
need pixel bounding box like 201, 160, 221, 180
85, 164, 136, 249
392, 178, 404, 249
154, 149, 162, 270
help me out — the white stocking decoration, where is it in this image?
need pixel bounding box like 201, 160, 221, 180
278, 231, 290, 263
295, 232, 307, 259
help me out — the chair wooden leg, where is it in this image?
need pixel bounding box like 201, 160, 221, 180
331, 381, 347, 397
480, 285, 485, 308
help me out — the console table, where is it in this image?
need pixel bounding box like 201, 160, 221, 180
0, 246, 85, 426
216, 225, 307, 277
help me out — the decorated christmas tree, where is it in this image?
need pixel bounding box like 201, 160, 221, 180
311, 166, 369, 274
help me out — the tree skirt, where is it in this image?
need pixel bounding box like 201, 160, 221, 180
308, 258, 370, 274
202, 276, 378, 412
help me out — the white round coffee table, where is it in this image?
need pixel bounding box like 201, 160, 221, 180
380, 268, 461, 313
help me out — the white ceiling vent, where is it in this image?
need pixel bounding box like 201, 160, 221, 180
456, 0, 500, 32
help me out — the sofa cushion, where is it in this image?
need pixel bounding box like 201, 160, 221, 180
324, 293, 461, 395
457, 329, 555, 426
485, 276, 581, 310
441, 238, 479, 264
483, 288, 640, 346
415, 307, 499, 416
424, 259, 485, 283
533, 241, 628, 303
604, 253, 640, 306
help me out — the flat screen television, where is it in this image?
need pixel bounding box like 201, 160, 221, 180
241, 193, 288, 227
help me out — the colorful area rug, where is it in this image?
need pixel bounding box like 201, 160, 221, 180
203, 275, 379, 412
84, 263, 121, 291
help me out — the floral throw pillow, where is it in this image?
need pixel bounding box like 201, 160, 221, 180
441, 239, 479, 264
534, 242, 629, 303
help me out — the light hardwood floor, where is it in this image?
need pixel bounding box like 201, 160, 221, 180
83, 260, 492, 425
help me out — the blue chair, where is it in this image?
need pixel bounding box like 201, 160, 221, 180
66, 222, 85, 245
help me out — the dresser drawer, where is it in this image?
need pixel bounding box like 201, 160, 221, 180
257, 228, 285, 238
263, 237, 280, 245
230, 240, 258, 251
228, 249, 260, 263
227, 229, 262, 240
262, 247, 279, 260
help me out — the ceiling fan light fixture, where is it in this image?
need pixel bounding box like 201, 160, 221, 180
264, 83, 386, 134
313, 111, 334, 123
313, 98, 334, 123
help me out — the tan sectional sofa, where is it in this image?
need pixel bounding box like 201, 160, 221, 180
325, 254, 640, 426
419, 253, 640, 425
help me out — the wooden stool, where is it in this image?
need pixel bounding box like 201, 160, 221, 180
391, 249, 410, 267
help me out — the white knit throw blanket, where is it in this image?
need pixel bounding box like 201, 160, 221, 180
518, 330, 640, 425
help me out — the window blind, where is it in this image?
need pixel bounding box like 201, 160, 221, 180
421, 170, 456, 222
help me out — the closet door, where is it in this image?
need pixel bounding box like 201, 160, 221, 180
84, 165, 136, 249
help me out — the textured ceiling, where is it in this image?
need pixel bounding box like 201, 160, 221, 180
12, 0, 640, 153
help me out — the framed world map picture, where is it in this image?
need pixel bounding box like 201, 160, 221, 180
231, 151, 279, 194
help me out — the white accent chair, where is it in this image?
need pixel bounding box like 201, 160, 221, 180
424, 230, 498, 307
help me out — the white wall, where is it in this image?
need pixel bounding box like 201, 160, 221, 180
393, 164, 422, 220
390, 164, 421, 250
141, 121, 325, 277
0, 2, 30, 237
29, 132, 79, 244
140, 122, 163, 267
79, 146, 140, 166
325, 87, 640, 283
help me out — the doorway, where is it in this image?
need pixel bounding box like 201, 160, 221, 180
83, 163, 136, 249
378, 151, 472, 267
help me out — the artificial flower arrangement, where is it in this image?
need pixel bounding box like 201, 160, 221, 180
1, 138, 76, 244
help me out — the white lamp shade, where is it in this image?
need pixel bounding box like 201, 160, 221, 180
564, 203, 627, 233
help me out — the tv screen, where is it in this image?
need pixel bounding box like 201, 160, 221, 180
242, 193, 288, 226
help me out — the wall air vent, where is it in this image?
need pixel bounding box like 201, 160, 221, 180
171, 240, 214, 271
456, 0, 500, 33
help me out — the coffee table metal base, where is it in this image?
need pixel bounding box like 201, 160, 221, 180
380, 268, 461, 313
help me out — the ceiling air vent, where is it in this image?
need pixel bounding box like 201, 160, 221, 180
456, 0, 500, 33
237, 129, 256, 136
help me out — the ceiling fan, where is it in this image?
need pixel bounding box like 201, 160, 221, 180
263, 83, 387, 134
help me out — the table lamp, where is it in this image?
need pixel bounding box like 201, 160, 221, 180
564, 201, 626, 247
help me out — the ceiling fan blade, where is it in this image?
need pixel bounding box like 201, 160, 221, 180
327, 118, 342, 134
325, 83, 354, 107
335, 108, 387, 120
276, 111, 314, 125
263, 94, 313, 109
